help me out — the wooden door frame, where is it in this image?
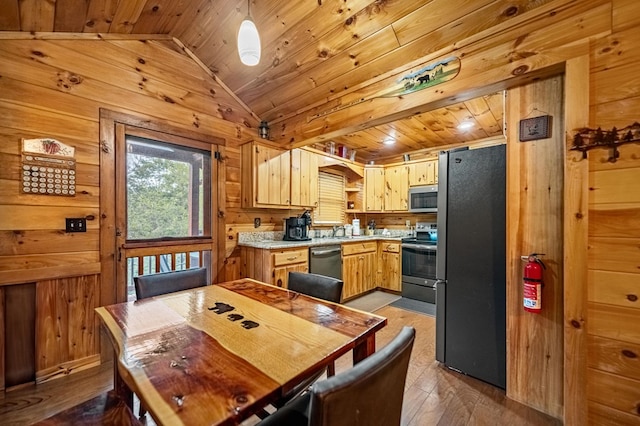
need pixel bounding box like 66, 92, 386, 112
99, 109, 226, 307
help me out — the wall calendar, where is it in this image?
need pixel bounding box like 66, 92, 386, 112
21, 138, 76, 196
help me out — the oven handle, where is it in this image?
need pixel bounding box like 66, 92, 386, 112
402, 243, 437, 250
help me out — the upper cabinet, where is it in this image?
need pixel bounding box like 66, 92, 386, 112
384, 165, 409, 211
364, 167, 385, 212
408, 159, 438, 186
242, 141, 291, 208
291, 148, 318, 208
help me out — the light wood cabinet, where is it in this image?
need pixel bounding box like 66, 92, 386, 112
408, 159, 438, 186
241, 141, 291, 208
241, 246, 308, 288
384, 165, 409, 211
342, 241, 377, 300
291, 148, 319, 208
364, 167, 384, 212
379, 241, 401, 291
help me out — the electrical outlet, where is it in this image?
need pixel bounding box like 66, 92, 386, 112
405, 220, 411, 227
254, 217, 261, 228
66, 218, 86, 233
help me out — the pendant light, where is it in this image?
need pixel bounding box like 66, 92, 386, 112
237, 0, 261, 66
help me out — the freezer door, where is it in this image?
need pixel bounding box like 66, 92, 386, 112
443, 145, 506, 389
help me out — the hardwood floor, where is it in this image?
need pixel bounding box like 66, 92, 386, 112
0, 306, 561, 425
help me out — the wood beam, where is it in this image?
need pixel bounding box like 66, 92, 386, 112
563, 55, 590, 426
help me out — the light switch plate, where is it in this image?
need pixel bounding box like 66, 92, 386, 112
406, 220, 411, 227
66, 218, 86, 232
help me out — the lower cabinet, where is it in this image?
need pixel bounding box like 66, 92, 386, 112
241, 247, 308, 289
341, 241, 377, 300
379, 241, 401, 291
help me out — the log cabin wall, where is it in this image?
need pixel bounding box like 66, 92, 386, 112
506, 75, 565, 418
585, 1, 640, 422
0, 37, 262, 388
0, 1, 638, 424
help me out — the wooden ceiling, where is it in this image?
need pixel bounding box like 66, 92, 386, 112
0, 0, 524, 162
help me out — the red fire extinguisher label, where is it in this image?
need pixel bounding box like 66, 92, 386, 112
523, 281, 541, 310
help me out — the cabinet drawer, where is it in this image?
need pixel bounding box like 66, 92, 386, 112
342, 241, 377, 256
272, 249, 308, 267
381, 242, 400, 253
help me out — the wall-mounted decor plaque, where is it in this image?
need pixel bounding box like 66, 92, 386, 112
21, 138, 76, 196
519, 115, 552, 141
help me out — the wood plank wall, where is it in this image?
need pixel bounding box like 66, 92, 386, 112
506, 76, 565, 419
586, 0, 640, 421
0, 1, 639, 423
0, 37, 256, 386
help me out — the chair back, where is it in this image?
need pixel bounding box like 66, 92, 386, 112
309, 326, 415, 426
134, 268, 207, 300
288, 272, 344, 303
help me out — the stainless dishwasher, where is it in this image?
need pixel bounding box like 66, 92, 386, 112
309, 245, 342, 280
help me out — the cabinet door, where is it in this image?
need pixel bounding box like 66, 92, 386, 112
342, 252, 376, 299
381, 251, 401, 291
408, 160, 438, 186
364, 167, 384, 211
342, 255, 360, 299
273, 263, 308, 288
256, 144, 291, 206
291, 149, 319, 208
384, 165, 409, 211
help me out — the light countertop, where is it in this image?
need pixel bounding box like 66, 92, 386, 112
238, 235, 404, 250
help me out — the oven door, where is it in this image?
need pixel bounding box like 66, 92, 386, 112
401, 243, 437, 303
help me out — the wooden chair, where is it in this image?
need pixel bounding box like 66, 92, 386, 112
257, 326, 416, 426
132, 267, 207, 418
133, 267, 207, 300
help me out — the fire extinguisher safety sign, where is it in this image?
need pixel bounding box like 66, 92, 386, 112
523, 283, 540, 309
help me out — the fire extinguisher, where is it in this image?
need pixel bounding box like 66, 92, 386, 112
522, 253, 546, 313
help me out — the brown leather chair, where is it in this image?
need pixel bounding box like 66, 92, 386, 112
288, 271, 343, 304
133, 267, 207, 300
257, 326, 416, 426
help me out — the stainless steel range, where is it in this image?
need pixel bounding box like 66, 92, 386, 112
401, 222, 437, 303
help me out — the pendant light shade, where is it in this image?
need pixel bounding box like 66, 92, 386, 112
237, 1, 261, 66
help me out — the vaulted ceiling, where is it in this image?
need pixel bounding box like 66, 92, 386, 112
0, 0, 545, 162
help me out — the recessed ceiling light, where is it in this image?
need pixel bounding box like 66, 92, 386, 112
457, 121, 475, 130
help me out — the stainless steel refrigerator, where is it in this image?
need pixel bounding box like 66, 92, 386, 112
435, 144, 506, 389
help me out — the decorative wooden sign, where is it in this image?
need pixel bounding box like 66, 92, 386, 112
519, 115, 552, 141
21, 138, 77, 196
308, 56, 461, 122
571, 122, 640, 162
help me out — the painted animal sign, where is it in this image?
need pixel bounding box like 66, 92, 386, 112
308, 56, 461, 122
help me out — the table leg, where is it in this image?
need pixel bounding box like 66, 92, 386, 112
114, 359, 133, 410
353, 334, 376, 364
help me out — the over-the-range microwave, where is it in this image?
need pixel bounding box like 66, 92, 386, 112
408, 185, 438, 213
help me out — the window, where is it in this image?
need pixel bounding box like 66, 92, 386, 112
126, 136, 211, 241
314, 171, 345, 224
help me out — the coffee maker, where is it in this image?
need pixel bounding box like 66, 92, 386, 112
284, 210, 312, 241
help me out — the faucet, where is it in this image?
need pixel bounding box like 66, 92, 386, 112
332, 225, 345, 237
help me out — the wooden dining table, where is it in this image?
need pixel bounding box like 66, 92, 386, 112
95, 278, 387, 425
